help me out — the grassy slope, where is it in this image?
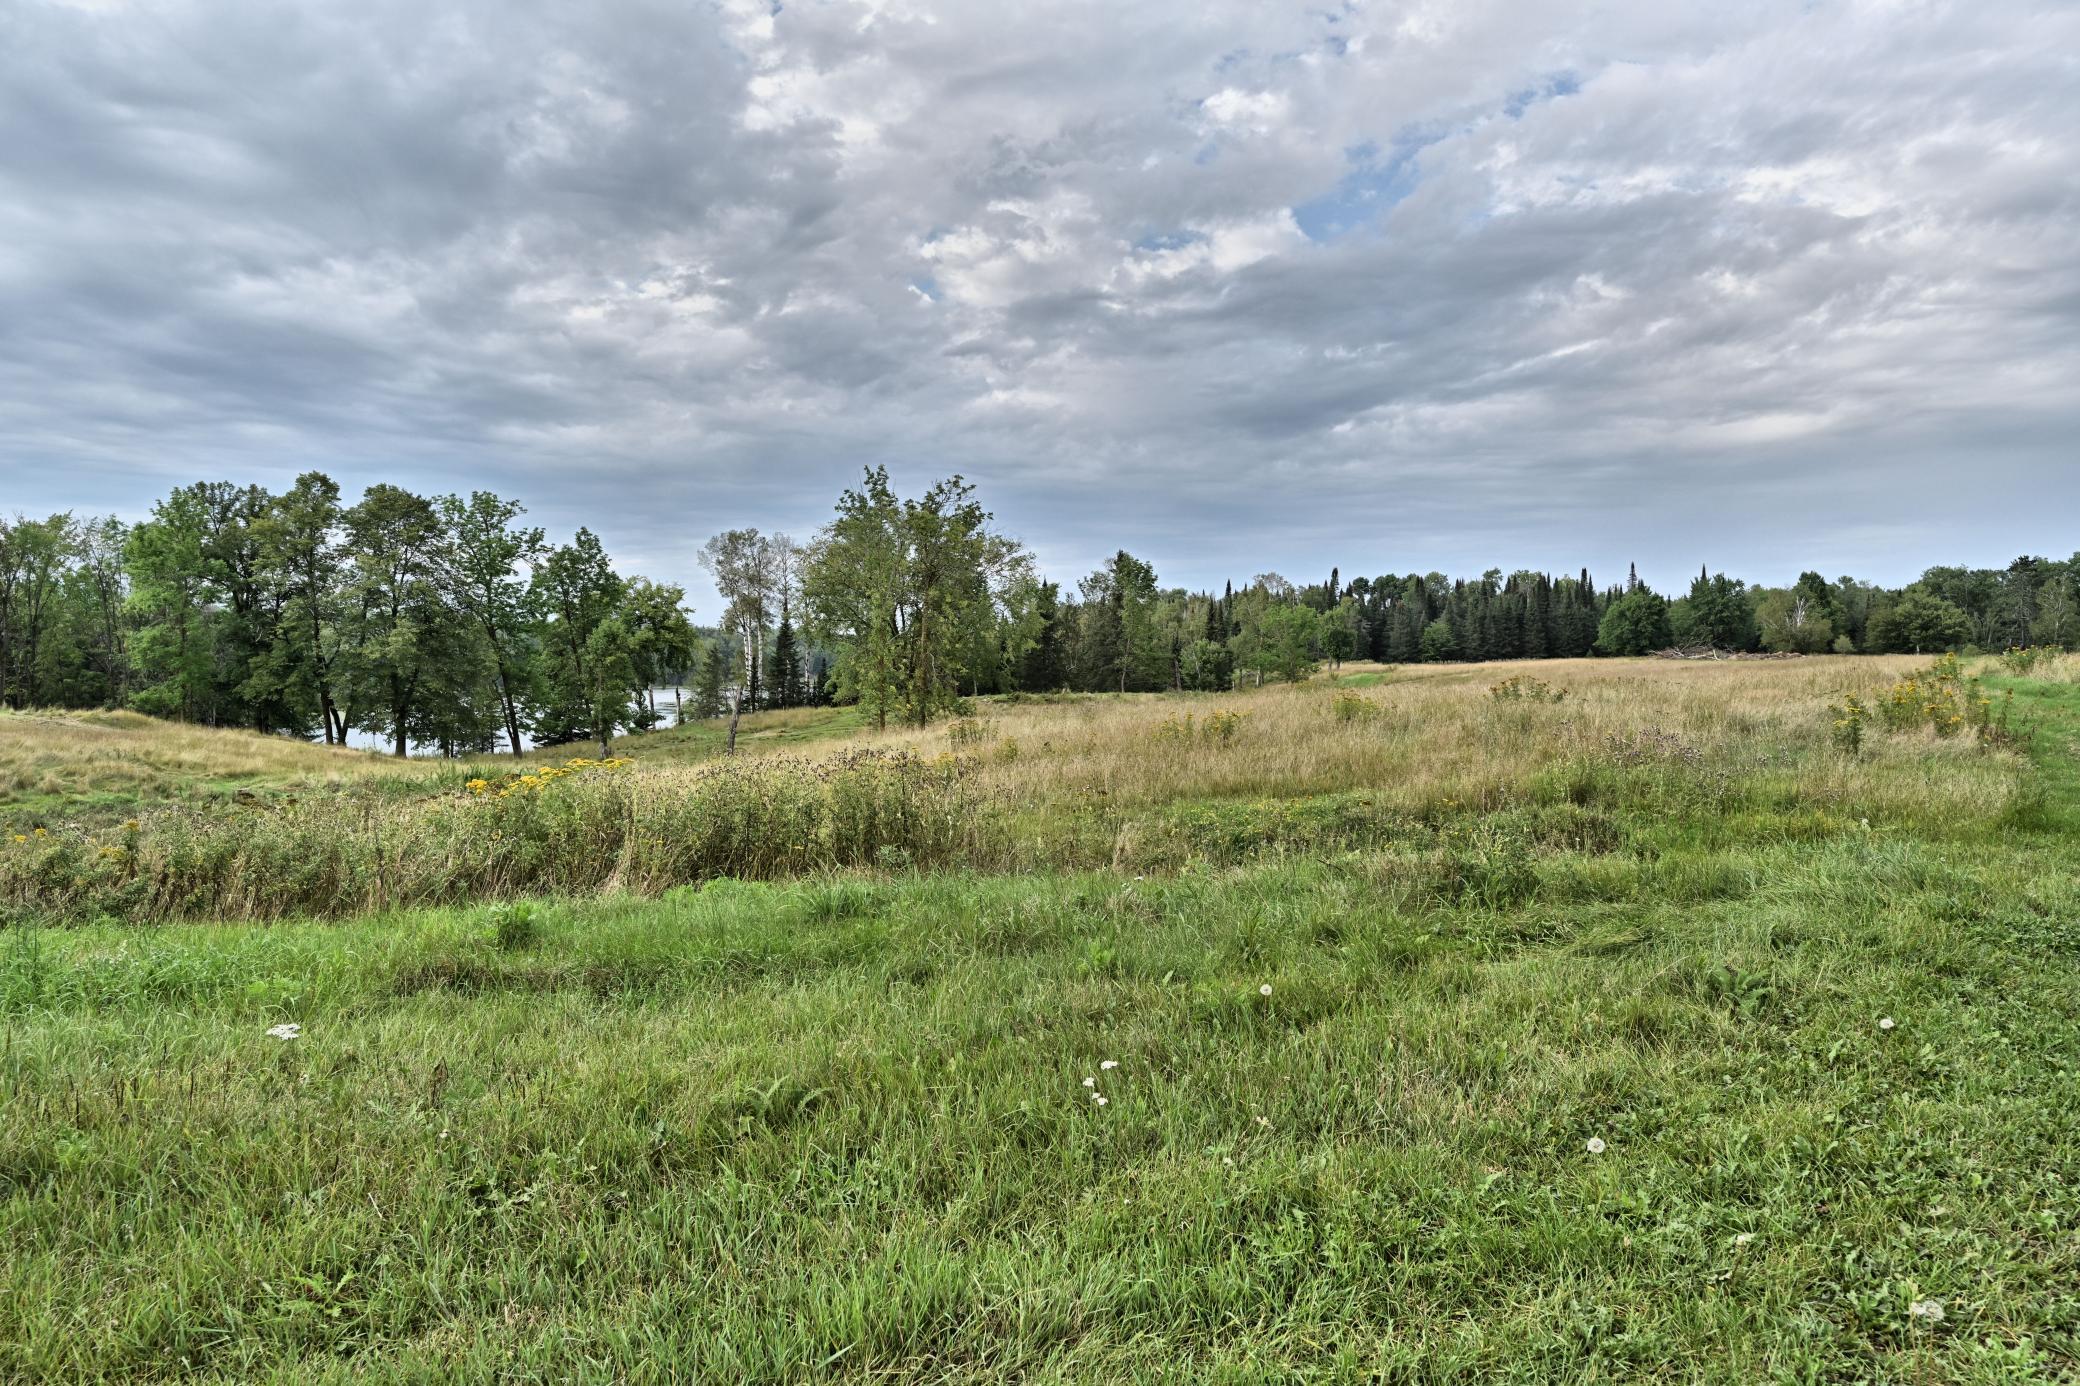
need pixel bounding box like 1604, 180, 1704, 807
3, 668, 2079, 1379
0, 704, 863, 831
0, 709, 445, 829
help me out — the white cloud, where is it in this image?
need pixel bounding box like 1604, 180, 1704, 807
1, 0, 2077, 598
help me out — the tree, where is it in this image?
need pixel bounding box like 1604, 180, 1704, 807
1079, 551, 1162, 693
1263, 604, 1322, 681
1869, 589, 1972, 654
438, 490, 545, 756
2033, 573, 2076, 648
802, 468, 1023, 729
338, 485, 466, 757
530, 528, 627, 750
1320, 598, 1361, 670
0, 515, 74, 708
694, 640, 728, 720
703, 528, 781, 746
51, 516, 128, 707
247, 473, 349, 743
1418, 618, 1458, 663
1007, 578, 1066, 692
619, 577, 697, 730
1178, 637, 1233, 691
1671, 571, 1756, 650
1755, 588, 1836, 654
1595, 588, 1672, 656
124, 488, 251, 725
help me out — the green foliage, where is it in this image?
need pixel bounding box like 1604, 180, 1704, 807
1755, 586, 1838, 653
1418, 617, 1458, 663
1828, 694, 1867, 755
489, 900, 542, 950
803, 469, 1025, 728
1999, 645, 2057, 676
1595, 588, 1672, 656
1870, 588, 1973, 654
1670, 571, 1756, 651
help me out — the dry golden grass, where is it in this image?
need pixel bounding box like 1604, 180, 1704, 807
5, 653, 2024, 841
0, 707, 446, 815
849, 655, 2022, 825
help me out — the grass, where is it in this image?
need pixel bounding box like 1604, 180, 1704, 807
3, 658, 2078, 1379
0, 709, 449, 830
0, 703, 865, 833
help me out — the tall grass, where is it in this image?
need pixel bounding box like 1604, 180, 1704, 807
0, 708, 446, 816
2, 658, 2030, 922
5, 751, 984, 923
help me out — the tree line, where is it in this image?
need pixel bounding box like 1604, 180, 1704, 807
3, 468, 2072, 748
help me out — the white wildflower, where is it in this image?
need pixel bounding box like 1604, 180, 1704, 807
1733, 1232, 1756, 1246
1585, 1137, 1607, 1155
1100, 1060, 1119, 1071
1092, 1094, 1108, 1107
265, 1022, 302, 1041
1879, 1016, 1896, 1031
1909, 1299, 1945, 1323
1082, 1076, 1096, 1088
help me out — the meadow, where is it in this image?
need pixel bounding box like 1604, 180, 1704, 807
4, 657, 2079, 1380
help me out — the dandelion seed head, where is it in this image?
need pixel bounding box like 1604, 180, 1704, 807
1259, 984, 1273, 997
1879, 1016, 1896, 1031
1585, 1137, 1607, 1155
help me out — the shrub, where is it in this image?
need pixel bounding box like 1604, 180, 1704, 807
946, 718, 993, 749
1489, 675, 1566, 705
1331, 689, 1382, 722
1999, 646, 2057, 676
490, 901, 542, 950
1828, 695, 1867, 756
1159, 709, 1248, 744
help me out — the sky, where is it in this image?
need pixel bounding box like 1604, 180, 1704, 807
2, 0, 2077, 616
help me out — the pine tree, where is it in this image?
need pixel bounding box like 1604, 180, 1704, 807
695, 642, 727, 719
771, 612, 801, 709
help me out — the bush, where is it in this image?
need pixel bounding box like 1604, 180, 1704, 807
1331, 689, 1383, 722
1828, 696, 1867, 756
1489, 675, 1566, 705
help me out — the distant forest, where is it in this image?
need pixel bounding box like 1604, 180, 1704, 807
1, 469, 2069, 752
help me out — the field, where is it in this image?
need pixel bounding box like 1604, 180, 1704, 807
5, 658, 2080, 1380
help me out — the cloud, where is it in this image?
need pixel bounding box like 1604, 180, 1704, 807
2, 0, 2076, 608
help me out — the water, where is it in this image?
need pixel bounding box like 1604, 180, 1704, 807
338, 688, 693, 757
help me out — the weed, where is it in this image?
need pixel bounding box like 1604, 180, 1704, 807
1489, 674, 1567, 704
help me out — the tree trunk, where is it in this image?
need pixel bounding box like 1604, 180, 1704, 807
725, 690, 743, 753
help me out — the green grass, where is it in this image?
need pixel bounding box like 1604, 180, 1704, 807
4, 679, 2080, 1379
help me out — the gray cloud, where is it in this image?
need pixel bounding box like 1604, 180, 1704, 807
2, 0, 2076, 613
